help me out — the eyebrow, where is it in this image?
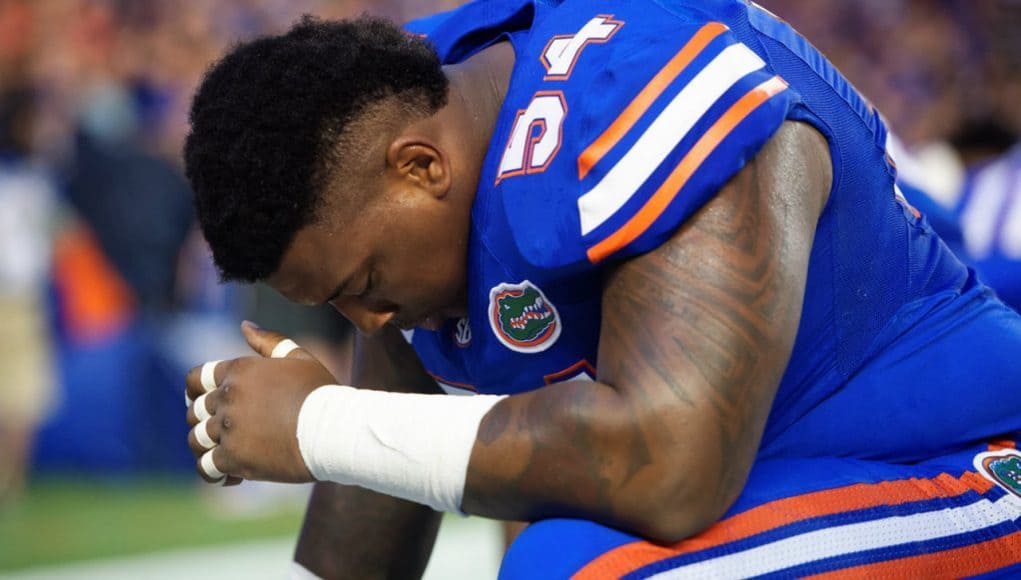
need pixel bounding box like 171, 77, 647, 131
320, 264, 365, 306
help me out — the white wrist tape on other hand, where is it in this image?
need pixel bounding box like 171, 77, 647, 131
296, 385, 506, 514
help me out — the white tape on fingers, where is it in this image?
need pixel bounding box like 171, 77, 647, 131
200, 449, 226, 480
193, 392, 212, 422
194, 418, 217, 450
200, 360, 222, 393
185, 392, 193, 407
271, 339, 299, 359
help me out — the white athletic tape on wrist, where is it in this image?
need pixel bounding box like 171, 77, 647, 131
271, 339, 299, 359
193, 393, 212, 422
200, 449, 226, 480
296, 385, 505, 514
200, 360, 222, 392
288, 562, 323, 580
194, 418, 217, 450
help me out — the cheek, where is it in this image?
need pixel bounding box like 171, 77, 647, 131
404, 240, 464, 303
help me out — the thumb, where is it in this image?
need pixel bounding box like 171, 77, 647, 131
241, 321, 312, 360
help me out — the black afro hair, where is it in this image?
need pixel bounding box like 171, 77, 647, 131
184, 15, 448, 282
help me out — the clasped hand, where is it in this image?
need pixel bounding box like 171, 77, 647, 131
184, 322, 336, 485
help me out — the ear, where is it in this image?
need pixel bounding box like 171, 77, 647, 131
385, 137, 451, 199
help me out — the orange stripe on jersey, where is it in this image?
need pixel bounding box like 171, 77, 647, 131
989, 440, 1017, 451
805, 530, 1021, 579
585, 75, 788, 264
576, 22, 728, 181
543, 359, 597, 384
425, 371, 478, 393
572, 472, 995, 579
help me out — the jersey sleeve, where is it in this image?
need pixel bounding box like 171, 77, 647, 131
504, 17, 801, 273
405, 0, 537, 64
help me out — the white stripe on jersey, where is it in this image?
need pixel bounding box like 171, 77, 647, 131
577, 43, 766, 235
962, 159, 1012, 259
646, 493, 1021, 579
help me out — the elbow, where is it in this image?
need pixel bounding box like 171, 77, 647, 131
627, 500, 720, 545
620, 471, 736, 545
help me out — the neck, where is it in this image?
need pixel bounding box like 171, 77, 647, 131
444, 41, 515, 167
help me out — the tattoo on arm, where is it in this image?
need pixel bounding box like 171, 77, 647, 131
463, 121, 830, 540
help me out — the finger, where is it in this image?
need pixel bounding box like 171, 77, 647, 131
187, 417, 224, 458
186, 388, 222, 426
190, 418, 218, 452
185, 359, 229, 404
223, 476, 243, 487
194, 392, 214, 421
241, 321, 313, 360
198, 448, 228, 483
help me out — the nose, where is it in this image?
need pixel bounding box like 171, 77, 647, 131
330, 296, 397, 334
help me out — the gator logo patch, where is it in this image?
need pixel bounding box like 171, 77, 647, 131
974, 449, 1021, 497
488, 280, 561, 353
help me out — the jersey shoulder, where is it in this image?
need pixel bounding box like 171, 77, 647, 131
486, 0, 802, 274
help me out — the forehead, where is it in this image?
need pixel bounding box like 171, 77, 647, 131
267, 223, 354, 306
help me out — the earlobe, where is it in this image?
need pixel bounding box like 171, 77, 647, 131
388, 138, 451, 199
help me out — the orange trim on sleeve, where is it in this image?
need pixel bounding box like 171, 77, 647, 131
543, 359, 597, 384
572, 472, 994, 579
805, 531, 1021, 579
585, 75, 788, 264
989, 440, 1017, 451
576, 22, 728, 180
425, 371, 479, 393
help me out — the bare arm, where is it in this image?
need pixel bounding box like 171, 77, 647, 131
294, 326, 443, 579
462, 121, 831, 542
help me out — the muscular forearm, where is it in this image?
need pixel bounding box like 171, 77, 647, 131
462, 378, 688, 537
294, 327, 444, 578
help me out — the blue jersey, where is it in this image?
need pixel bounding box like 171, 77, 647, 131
404, 0, 1020, 459
401, 1, 1021, 575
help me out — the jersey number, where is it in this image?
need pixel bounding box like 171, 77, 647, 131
541, 15, 623, 80
497, 16, 623, 183
497, 91, 567, 182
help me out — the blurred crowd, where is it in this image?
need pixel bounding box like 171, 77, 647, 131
0, 0, 1018, 501
0, 0, 461, 501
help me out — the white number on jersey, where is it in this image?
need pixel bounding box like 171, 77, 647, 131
497, 91, 567, 181
541, 15, 623, 80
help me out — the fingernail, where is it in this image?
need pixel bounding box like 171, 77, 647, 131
241, 320, 260, 330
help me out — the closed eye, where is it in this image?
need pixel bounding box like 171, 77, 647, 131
361, 270, 374, 298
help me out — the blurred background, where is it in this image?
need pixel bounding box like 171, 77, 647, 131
0, 0, 1018, 578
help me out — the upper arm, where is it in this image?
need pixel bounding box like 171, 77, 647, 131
597, 120, 830, 525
